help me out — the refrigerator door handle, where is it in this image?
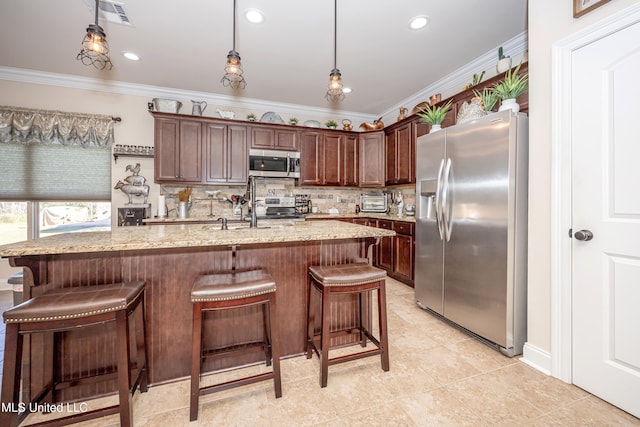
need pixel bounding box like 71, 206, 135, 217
434, 158, 445, 240
442, 157, 453, 242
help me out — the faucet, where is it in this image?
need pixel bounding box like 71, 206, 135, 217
217, 217, 228, 230
246, 175, 258, 228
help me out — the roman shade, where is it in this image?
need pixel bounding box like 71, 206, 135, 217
0, 106, 114, 201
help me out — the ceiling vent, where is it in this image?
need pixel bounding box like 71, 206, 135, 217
84, 0, 133, 26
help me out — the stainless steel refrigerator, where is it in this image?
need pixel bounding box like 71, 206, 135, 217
414, 110, 528, 357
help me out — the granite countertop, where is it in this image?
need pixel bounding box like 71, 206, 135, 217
0, 220, 394, 258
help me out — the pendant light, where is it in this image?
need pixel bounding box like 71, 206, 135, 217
77, 0, 113, 70
222, 0, 247, 89
325, 0, 344, 102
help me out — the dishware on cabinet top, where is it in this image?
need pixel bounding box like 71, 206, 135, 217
191, 100, 207, 116
151, 98, 182, 113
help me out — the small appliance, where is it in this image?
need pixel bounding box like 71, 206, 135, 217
249, 149, 300, 178
359, 193, 388, 213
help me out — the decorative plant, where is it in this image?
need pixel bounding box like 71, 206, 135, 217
473, 87, 500, 112
493, 63, 528, 100
246, 113, 256, 121
289, 117, 298, 124
416, 99, 453, 125
463, 71, 486, 91
498, 46, 509, 61
325, 120, 338, 128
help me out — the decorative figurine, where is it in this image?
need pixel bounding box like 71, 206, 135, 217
397, 107, 408, 121
115, 163, 150, 205
359, 117, 384, 131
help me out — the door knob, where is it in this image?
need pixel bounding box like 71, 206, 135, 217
574, 229, 593, 241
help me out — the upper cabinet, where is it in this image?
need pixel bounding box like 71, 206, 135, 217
204, 123, 248, 184
250, 126, 298, 150
358, 131, 385, 187
152, 112, 247, 185
154, 117, 202, 183
385, 122, 413, 185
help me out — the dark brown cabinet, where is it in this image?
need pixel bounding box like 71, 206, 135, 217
250, 127, 298, 150
358, 131, 385, 187
385, 122, 414, 185
342, 134, 359, 186
393, 221, 414, 285
376, 219, 394, 272
154, 117, 202, 183
204, 124, 248, 184
299, 130, 356, 186
299, 131, 323, 185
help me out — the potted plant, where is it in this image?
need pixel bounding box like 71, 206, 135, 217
246, 113, 256, 122
473, 87, 500, 112
496, 46, 512, 73
416, 99, 453, 132
325, 120, 338, 129
289, 117, 298, 125
493, 63, 528, 113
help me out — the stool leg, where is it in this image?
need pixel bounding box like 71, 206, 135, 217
115, 310, 133, 427
262, 302, 272, 367
305, 276, 314, 359
358, 292, 366, 347
319, 286, 331, 388
190, 302, 203, 422
268, 295, 282, 398
1, 324, 22, 427
378, 281, 390, 372
134, 295, 149, 393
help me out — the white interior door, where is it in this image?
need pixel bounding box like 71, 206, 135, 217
571, 21, 640, 418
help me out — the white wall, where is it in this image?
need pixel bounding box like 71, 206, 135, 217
526, 0, 639, 361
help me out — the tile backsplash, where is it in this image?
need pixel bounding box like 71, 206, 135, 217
159, 179, 415, 219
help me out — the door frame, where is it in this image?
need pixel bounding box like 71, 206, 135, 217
551, 3, 640, 383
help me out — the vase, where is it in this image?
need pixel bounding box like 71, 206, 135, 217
497, 57, 512, 74
498, 98, 520, 113
430, 124, 442, 132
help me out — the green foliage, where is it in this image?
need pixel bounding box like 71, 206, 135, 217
325, 120, 337, 128
493, 63, 528, 100
473, 87, 500, 112
416, 99, 453, 125
246, 113, 256, 119
289, 117, 298, 123
498, 46, 509, 60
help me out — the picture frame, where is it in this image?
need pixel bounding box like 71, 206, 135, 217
573, 0, 611, 18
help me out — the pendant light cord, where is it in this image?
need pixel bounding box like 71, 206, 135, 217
232, 0, 237, 51
333, 0, 337, 69
94, 0, 99, 26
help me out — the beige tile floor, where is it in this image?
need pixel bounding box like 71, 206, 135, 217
2, 280, 639, 426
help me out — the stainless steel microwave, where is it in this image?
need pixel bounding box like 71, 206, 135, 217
249, 149, 300, 178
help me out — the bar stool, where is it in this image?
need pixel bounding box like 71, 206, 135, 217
1, 281, 148, 427
190, 268, 281, 421
306, 263, 389, 387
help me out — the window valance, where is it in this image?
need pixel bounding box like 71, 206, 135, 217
0, 106, 116, 148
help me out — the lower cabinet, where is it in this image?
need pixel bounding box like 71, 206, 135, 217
376, 220, 394, 272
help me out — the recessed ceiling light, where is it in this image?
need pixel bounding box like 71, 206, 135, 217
343, 87, 352, 94
409, 16, 429, 30
122, 52, 140, 61
245, 9, 264, 24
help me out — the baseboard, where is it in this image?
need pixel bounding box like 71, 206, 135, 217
520, 342, 552, 376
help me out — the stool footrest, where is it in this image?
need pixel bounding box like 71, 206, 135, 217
199, 372, 276, 397
202, 341, 270, 362
328, 348, 383, 366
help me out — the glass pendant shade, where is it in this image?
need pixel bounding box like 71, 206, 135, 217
325, 68, 345, 102
77, 1, 112, 70
222, 50, 246, 89
325, 0, 344, 103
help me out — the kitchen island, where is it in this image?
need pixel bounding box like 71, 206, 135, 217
0, 221, 394, 401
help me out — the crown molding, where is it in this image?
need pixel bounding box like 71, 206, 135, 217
380, 31, 528, 124
0, 66, 376, 123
